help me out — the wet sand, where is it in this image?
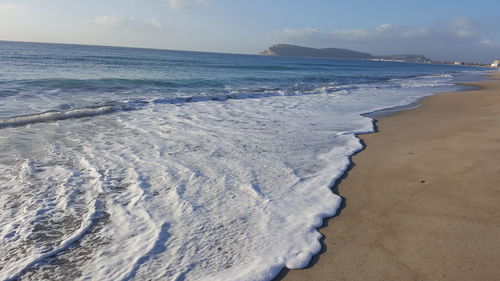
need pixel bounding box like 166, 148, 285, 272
276, 71, 500, 281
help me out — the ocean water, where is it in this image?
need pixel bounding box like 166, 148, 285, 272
0, 41, 486, 281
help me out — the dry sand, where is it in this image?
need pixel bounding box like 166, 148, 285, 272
276, 71, 500, 281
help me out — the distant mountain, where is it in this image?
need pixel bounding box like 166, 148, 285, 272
260, 44, 374, 59
260, 44, 431, 63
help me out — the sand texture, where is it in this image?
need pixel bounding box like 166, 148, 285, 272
276, 72, 500, 281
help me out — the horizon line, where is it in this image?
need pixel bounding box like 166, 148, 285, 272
0, 39, 259, 57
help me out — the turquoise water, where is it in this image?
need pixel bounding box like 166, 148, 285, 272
0, 41, 487, 281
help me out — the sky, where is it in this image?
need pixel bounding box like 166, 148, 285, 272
0, 0, 499, 62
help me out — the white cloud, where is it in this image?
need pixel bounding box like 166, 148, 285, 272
93, 15, 166, 30
376, 23, 392, 31
167, 0, 209, 9
270, 18, 500, 62
94, 15, 127, 26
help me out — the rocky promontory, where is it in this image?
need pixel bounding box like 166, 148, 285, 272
260, 44, 431, 63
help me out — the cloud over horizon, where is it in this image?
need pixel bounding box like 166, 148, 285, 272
93, 15, 165, 30
271, 18, 500, 63
167, 0, 209, 9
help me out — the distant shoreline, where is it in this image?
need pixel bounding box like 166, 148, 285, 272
260, 44, 492, 67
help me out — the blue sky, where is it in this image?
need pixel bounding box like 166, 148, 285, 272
0, 0, 499, 62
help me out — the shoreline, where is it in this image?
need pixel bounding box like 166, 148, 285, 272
275, 71, 500, 281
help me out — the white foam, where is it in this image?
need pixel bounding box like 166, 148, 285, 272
0, 78, 462, 280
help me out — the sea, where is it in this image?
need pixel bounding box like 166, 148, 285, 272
0, 41, 487, 281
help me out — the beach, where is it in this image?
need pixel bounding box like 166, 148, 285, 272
277, 71, 500, 281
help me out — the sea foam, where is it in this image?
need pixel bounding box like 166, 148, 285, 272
0, 78, 458, 280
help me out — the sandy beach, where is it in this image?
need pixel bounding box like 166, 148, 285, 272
277, 71, 500, 281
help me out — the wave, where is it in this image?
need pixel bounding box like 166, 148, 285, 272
0, 72, 464, 129
2, 71, 461, 99
0, 91, 291, 129
390, 73, 456, 88
16, 78, 227, 90
0, 104, 123, 129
